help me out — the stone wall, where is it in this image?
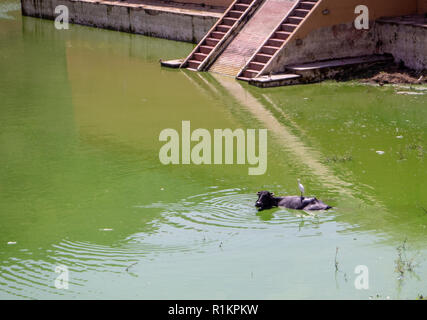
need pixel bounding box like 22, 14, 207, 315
170, 0, 231, 8
21, 0, 221, 43
20, 0, 427, 70
263, 22, 379, 74
263, 20, 427, 73
376, 21, 427, 71
262, 0, 425, 74
418, 0, 427, 13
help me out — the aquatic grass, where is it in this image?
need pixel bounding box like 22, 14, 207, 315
395, 238, 419, 281
405, 142, 425, 158
2, 12, 427, 299
325, 154, 353, 163
397, 142, 425, 160
333, 247, 350, 289
396, 150, 406, 161
334, 247, 339, 272
125, 262, 138, 272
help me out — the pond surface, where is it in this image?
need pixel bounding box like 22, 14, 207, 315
0, 0, 426, 299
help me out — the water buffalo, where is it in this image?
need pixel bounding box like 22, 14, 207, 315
255, 191, 331, 211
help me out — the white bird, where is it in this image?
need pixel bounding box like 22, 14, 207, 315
297, 179, 305, 198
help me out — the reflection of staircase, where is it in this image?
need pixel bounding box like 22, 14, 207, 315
180, 0, 263, 71
237, 0, 319, 80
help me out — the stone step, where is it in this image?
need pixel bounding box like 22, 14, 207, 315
274, 30, 292, 40
229, 10, 244, 19
266, 38, 284, 47
205, 37, 220, 47
237, 0, 319, 79
194, 52, 208, 61
242, 69, 259, 78
246, 73, 302, 87
254, 53, 273, 63
209, 0, 297, 77
180, 0, 263, 72
248, 61, 265, 71
286, 55, 394, 72
287, 16, 303, 24
299, 1, 317, 10
293, 8, 310, 17
188, 60, 201, 69
261, 45, 279, 55
223, 17, 238, 26
281, 23, 298, 32
216, 24, 231, 33
234, 3, 250, 11
160, 59, 184, 68
211, 31, 226, 39
285, 54, 394, 82
199, 45, 214, 54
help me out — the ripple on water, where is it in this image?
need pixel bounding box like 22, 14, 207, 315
0, 189, 333, 298
0, 1, 21, 20
138, 188, 331, 232
0, 257, 80, 299
0, 238, 195, 298
49, 239, 192, 271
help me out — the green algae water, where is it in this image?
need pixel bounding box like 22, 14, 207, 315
1, 1, 426, 299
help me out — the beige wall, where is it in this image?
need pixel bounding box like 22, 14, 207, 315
262, 0, 423, 74
171, 0, 425, 16
377, 21, 427, 70
170, 0, 232, 7
295, 0, 418, 39
418, 0, 427, 13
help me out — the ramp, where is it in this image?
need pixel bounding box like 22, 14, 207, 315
180, 0, 264, 71
209, 0, 298, 76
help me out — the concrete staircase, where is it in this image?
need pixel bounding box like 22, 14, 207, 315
180, 0, 321, 79
248, 54, 394, 87
180, 0, 263, 71
237, 0, 319, 80
209, 0, 298, 77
